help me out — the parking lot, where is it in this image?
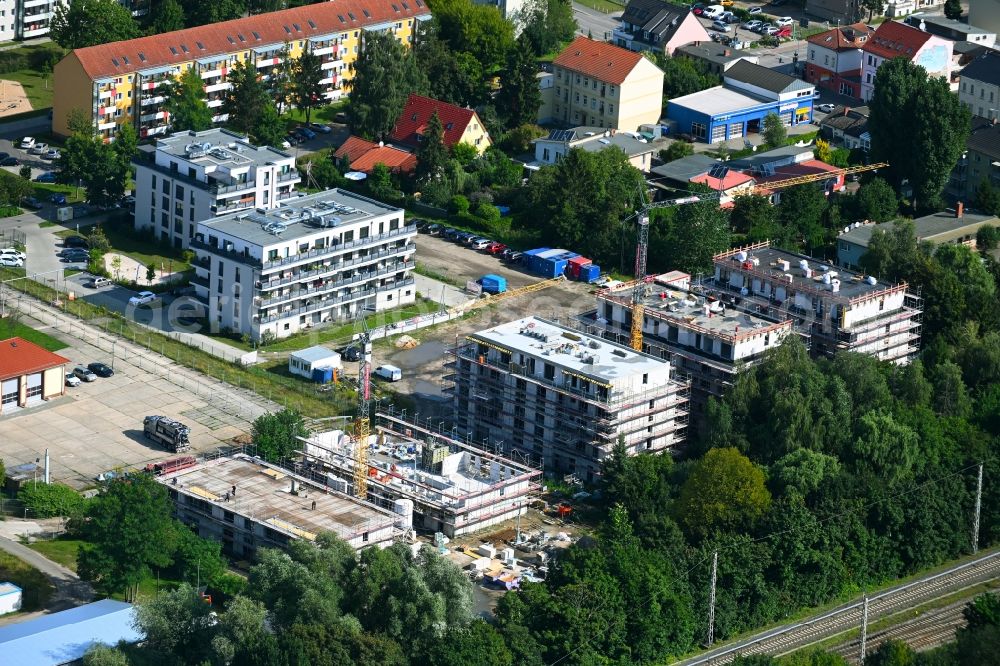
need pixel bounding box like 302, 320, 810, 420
0, 302, 277, 489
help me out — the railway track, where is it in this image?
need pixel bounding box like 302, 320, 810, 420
829, 598, 969, 662
674, 551, 1000, 665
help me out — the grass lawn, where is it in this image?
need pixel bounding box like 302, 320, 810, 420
0, 42, 65, 111
28, 537, 83, 573
32, 182, 85, 205
283, 99, 348, 126
2, 69, 54, 111
576, 0, 624, 12
0, 548, 54, 611
102, 223, 193, 273
0, 319, 68, 351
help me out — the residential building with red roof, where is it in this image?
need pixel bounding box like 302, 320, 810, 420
0, 338, 69, 414
689, 169, 755, 204
389, 95, 492, 154
544, 36, 665, 132
804, 23, 871, 99
860, 21, 952, 102
334, 136, 417, 174
53, 0, 431, 141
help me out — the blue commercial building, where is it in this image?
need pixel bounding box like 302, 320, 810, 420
667, 60, 815, 143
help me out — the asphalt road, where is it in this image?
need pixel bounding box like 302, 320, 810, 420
572, 2, 619, 40
674, 550, 1000, 664
0, 534, 93, 622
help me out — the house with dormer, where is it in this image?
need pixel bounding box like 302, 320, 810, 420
612, 0, 711, 55
805, 23, 871, 99
860, 21, 952, 102
389, 94, 492, 155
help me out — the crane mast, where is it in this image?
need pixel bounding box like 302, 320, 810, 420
353, 312, 372, 499
630, 214, 650, 351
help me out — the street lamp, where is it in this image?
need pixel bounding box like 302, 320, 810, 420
111, 339, 117, 371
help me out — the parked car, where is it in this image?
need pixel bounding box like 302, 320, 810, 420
65, 372, 81, 387
471, 238, 492, 250
0, 256, 23, 267
64, 235, 89, 248
817, 103, 836, 113
0, 248, 26, 260
280, 140, 292, 149
763, 25, 780, 35
701, 4, 724, 18
505, 251, 524, 263
691, 2, 705, 14
374, 365, 402, 382
426, 223, 442, 235
743, 19, 763, 30
0, 156, 19, 166
0, 152, 8, 161
35, 172, 57, 183
711, 19, 731, 32
73, 366, 98, 382
44, 149, 60, 160
334, 111, 347, 123
21, 196, 42, 209
310, 123, 333, 134
19, 137, 35, 149
128, 290, 158, 306
297, 127, 316, 140
50, 193, 67, 205
341, 345, 362, 362
456, 231, 476, 244
89, 277, 112, 288
774, 16, 793, 26
486, 242, 507, 255
88, 362, 114, 378
748, 5, 763, 12
29, 142, 48, 155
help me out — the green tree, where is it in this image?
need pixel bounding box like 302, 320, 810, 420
58, 119, 136, 207
179, 0, 245, 27
292, 49, 324, 125
944, 0, 963, 19
850, 410, 920, 483
731, 193, 777, 237
18, 165, 31, 181
931, 360, 971, 418
349, 30, 427, 140
18, 482, 85, 518
145, 262, 156, 284
50, 0, 138, 49
431, 0, 515, 71
252, 101, 287, 147
251, 409, 308, 461
978, 224, 1000, 251
427, 619, 513, 666
149, 0, 185, 34
161, 67, 213, 132
451, 142, 478, 166
134, 583, 216, 663
659, 140, 694, 163
223, 59, 269, 137
416, 27, 488, 107
674, 447, 772, 537
75, 474, 178, 600
172, 524, 226, 587
769, 448, 841, 498
855, 176, 898, 222
518, 0, 576, 56
974, 180, 1000, 215
655, 197, 732, 274
762, 112, 787, 148
368, 163, 401, 203
81, 645, 130, 666
495, 35, 542, 130
416, 112, 449, 183
654, 53, 720, 100
869, 58, 971, 211
776, 183, 829, 251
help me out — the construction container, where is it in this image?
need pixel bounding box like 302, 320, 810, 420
579, 264, 602, 283
567, 256, 591, 280
528, 249, 579, 278
478, 274, 507, 294
311, 366, 333, 384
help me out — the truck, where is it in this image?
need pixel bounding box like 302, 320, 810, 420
144, 455, 197, 476
143, 415, 191, 453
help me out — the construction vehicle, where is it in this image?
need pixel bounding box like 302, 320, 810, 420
144, 455, 197, 476
625, 161, 888, 350
143, 415, 191, 453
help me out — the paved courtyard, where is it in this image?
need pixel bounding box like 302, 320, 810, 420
0, 304, 278, 489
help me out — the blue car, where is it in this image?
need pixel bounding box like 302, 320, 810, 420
35, 172, 57, 183
50, 193, 67, 205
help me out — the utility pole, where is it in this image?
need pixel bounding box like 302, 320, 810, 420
973, 463, 983, 554
859, 593, 870, 665
707, 551, 719, 647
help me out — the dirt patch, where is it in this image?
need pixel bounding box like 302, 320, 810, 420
0, 80, 31, 117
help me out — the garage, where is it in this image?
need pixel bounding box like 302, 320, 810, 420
0, 337, 69, 416
25, 373, 42, 406
1, 378, 17, 407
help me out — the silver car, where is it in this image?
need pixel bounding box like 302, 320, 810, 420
73, 365, 97, 382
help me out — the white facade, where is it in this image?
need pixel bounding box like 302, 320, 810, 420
860, 29, 952, 102
0, 583, 21, 615
193, 188, 416, 341
960, 75, 1000, 121
288, 346, 341, 379
133, 128, 299, 249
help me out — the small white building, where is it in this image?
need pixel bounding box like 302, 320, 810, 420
0, 583, 22, 615
289, 346, 341, 380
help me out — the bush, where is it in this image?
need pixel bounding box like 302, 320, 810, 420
449, 194, 470, 216
19, 482, 86, 518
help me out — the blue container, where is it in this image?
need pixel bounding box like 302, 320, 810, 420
479, 274, 507, 294
311, 367, 333, 384
580, 264, 602, 283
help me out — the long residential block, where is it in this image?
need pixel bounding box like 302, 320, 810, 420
53, 0, 430, 141
192, 188, 416, 341
451, 317, 689, 483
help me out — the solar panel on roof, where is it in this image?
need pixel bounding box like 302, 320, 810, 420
238, 34, 246, 42
401, 0, 409, 7
415, 0, 423, 6
392, 3, 399, 10
708, 164, 730, 180
293, 23, 302, 31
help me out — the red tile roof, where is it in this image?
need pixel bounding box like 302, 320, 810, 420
334, 135, 416, 173
70, 0, 431, 80
389, 94, 481, 149
690, 171, 755, 191
806, 23, 871, 51
862, 21, 932, 60
0, 338, 69, 381
552, 36, 647, 86
753, 159, 844, 193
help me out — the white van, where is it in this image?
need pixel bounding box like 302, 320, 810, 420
374, 365, 402, 382
701, 4, 725, 18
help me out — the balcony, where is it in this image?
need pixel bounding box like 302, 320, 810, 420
257, 278, 414, 324
205, 81, 231, 94
261, 224, 416, 271
258, 261, 414, 308
211, 199, 255, 215
140, 95, 165, 107
277, 170, 299, 183
212, 179, 255, 196
260, 242, 415, 291
191, 240, 260, 267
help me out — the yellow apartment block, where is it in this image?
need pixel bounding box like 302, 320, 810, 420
53, 0, 431, 141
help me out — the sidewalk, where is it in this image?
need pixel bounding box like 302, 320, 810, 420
0, 534, 93, 626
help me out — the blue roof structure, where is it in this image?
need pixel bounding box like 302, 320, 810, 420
0, 599, 143, 666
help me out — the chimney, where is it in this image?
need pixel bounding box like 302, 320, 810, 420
844, 106, 850, 116
724, 49, 731, 56
956, 201, 964, 218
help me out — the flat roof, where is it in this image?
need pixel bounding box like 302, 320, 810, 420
716, 243, 900, 299
650, 153, 719, 182
839, 210, 1000, 247
602, 277, 789, 341
468, 316, 669, 382
291, 345, 339, 363
0, 337, 70, 381
0, 599, 141, 666
668, 85, 773, 117
161, 454, 397, 543
199, 188, 401, 247
153, 128, 292, 168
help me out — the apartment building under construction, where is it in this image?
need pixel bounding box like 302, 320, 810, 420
451, 317, 690, 483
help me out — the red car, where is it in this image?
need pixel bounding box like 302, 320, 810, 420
486, 242, 507, 255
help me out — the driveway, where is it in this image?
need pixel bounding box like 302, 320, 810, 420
0, 535, 93, 624
572, 2, 619, 40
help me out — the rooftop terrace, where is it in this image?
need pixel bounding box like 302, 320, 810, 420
160, 454, 397, 543
151, 128, 293, 168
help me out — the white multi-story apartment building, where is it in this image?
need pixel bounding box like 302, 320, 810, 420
452, 317, 689, 482
959, 50, 1000, 120
133, 128, 299, 249
192, 188, 416, 341
583, 271, 794, 419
